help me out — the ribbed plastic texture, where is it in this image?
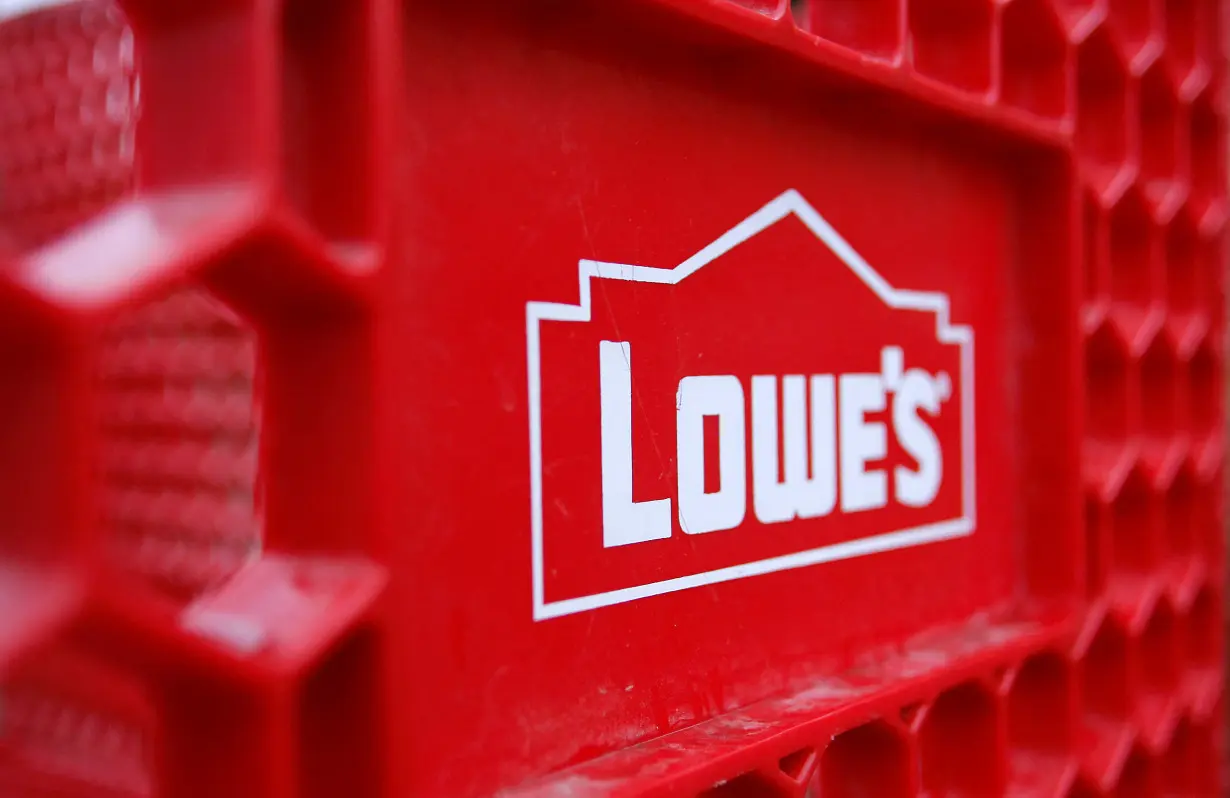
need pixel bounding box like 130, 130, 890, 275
0, 0, 1222, 797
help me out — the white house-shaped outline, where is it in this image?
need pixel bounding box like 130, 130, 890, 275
526, 189, 975, 621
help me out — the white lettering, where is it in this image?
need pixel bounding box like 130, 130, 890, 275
598, 342, 947, 547
893, 369, 943, 507
751, 375, 837, 523
838, 373, 887, 513
677, 375, 746, 535
598, 341, 671, 547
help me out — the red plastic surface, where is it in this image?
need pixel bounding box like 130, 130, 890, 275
0, 0, 1223, 796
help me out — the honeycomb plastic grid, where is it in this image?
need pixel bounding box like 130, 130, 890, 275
0, 2, 259, 794
0, 0, 1220, 796
688, 633, 1217, 795
687, 0, 1228, 795
0, 0, 262, 600
1072, 0, 1228, 788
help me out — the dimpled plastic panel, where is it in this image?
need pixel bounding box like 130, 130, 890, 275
98, 286, 262, 600
0, 1, 1221, 797
0, 4, 266, 796
0, 641, 156, 797
0, 0, 134, 252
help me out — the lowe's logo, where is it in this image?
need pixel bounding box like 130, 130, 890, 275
527, 190, 975, 621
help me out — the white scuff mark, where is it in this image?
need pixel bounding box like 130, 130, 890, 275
704, 716, 773, 735
775, 678, 865, 714
506, 775, 620, 798
181, 609, 268, 654
0, 0, 71, 22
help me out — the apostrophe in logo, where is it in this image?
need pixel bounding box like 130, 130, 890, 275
527, 190, 975, 620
